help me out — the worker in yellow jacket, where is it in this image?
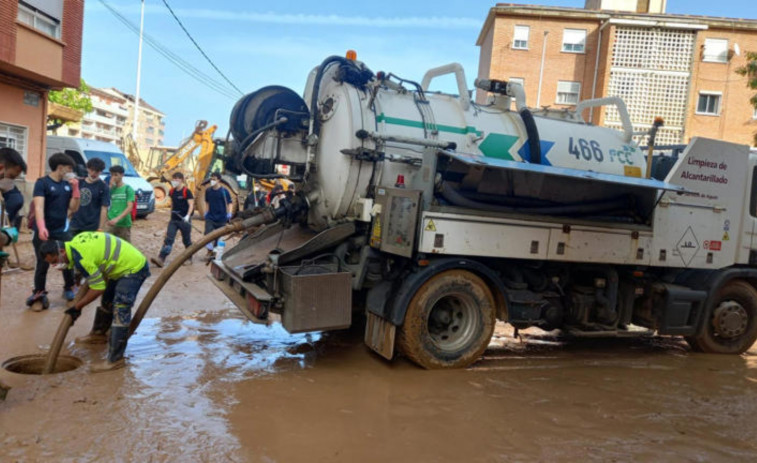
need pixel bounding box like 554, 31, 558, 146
39, 232, 150, 372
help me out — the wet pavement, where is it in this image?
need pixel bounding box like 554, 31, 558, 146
2, 211, 757, 461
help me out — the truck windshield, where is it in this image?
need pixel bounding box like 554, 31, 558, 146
84, 150, 140, 177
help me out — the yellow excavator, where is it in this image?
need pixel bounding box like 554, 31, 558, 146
140, 120, 239, 217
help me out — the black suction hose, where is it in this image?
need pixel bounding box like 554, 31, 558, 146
310, 56, 353, 137
440, 182, 631, 217
519, 108, 541, 164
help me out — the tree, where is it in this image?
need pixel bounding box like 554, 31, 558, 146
47, 78, 93, 132
736, 51, 757, 145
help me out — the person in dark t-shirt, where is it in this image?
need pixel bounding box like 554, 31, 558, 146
27, 152, 80, 309
202, 171, 232, 261
70, 158, 110, 235
151, 171, 194, 267
0, 147, 27, 229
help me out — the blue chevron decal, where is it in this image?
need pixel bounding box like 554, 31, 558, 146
518, 140, 555, 166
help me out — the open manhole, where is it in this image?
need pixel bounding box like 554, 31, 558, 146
3, 355, 82, 375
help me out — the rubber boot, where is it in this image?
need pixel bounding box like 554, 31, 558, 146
26, 290, 49, 312
63, 288, 76, 301
90, 326, 128, 373
107, 326, 128, 363
150, 255, 165, 268
75, 306, 111, 345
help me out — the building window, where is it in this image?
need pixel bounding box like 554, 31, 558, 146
562, 29, 586, 53
0, 122, 28, 160
146, 138, 154, 145
703, 38, 728, 63
513, 26, 529, 50
23, 91, 40, 107
696, 92, 721, 115
556, 81, 581, 105
17, 2, 61, 39
509, 77, 525, 89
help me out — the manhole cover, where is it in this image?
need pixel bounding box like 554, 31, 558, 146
3, 355, 82, 375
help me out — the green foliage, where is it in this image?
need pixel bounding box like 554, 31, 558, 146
736, 51, 757, 145
48, 78, 93, 114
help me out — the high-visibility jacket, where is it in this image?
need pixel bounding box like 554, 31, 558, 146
65, 231, 147, 290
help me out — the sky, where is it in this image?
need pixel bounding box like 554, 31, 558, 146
81, 0, 757, 147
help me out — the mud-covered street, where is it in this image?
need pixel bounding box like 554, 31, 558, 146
1, 211, 757, 462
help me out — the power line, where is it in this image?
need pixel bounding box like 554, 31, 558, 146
97, 0, 239, 100
160, 0, 244, 96
99, 0, 237, 99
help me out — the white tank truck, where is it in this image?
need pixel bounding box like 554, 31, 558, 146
209, 53, 757, 368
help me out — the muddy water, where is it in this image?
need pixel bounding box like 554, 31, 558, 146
2, 310, 757, 462
2, 213, 757, 461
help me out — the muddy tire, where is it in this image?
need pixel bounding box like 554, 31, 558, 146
397, 270, 496, 369
685, 280, 757, 354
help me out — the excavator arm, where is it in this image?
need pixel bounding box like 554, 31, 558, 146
157, 120, 217, 183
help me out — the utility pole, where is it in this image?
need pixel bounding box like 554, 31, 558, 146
133, 0, 145, 140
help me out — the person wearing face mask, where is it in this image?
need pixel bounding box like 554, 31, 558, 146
38, 233, 150, 372
201, 172, 232, 262
0, 147, 27, 229
105, 165, 135, 242
26, 152, 80, 309
151, 171, 194, 267
69, 158, 110, 237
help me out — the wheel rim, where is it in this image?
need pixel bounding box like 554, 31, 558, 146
712, 300, 749, 339
427, 292, 481, 353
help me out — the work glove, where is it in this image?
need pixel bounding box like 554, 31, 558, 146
226, 212, 232, 222
183, 214, 190, 223
64, 307, 81, 324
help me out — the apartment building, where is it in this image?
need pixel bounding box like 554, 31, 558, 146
63, 87, 128, 144
58, 87, 165, 154
476, 1, 757, 146
0, 0, 84, 182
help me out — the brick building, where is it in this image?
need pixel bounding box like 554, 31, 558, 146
476, 1, 757, 146
0, 0, 84, 185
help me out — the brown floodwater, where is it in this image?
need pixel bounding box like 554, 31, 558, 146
2, 213, 757, 461
3, 310, 757, 462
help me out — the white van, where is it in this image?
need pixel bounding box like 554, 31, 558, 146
46, 137, 155, 217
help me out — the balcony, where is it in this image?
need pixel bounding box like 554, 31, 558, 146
87, 113, 117, 126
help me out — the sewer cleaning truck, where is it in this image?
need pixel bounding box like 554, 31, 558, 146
206, 52, 757, 369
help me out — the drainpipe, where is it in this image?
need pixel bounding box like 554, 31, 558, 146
589, 20, 611, 122
536, 30, 549, 108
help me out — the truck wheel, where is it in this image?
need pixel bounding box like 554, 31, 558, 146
686, 280, 757, 354
397, 270, 496, 369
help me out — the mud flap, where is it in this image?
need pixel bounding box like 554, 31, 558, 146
655, 283, 707, 336
365, 312, 396, 360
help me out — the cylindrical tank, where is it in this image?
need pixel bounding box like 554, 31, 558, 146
230, 56, 646, 230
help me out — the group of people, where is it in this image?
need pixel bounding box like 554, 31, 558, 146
0, 148, 236, 372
